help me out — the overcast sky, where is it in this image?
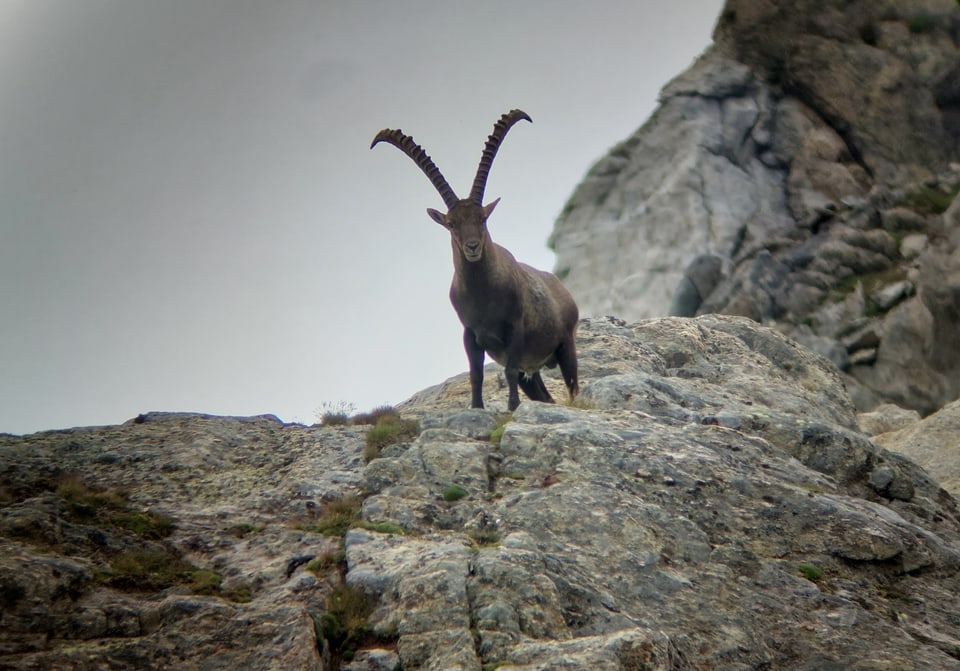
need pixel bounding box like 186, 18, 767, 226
0, 0, 724, 435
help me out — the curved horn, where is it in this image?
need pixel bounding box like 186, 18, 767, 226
371, 129, 459, 210
469, 109, 532, 205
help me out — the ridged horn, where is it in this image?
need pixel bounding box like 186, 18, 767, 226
371, 129, 459, 210
469, 109, 532, 205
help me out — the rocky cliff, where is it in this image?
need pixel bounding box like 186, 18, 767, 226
3, 316, 960, 670
549, 0, 960, 415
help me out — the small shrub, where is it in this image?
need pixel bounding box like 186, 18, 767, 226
320, 582, 374, 662
468, 529, 501, 548
57, 476, 128, 513
317, 401, 357, 426
364, 414, 420, 461
351, 405, 402, 426
102, 549, 224, 595
223, 583, 253, 603
307, 549, 347, 576
113, 509, 175, 539
442, 484, 468, 502
798, 562, 824, 581
189, 569, 223, 595
299, 496, 362, 537
321, 412, 351, 426
357, 520, 407, 535
103, 549, 195, 591
55, 476, 175, 540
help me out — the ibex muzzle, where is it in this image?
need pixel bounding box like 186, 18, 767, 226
371, 110, 579, 411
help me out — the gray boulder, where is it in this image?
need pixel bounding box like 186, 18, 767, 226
873, 399, 960, 497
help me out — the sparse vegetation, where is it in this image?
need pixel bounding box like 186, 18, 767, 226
357, 520, 407, 535
317, 402, 412, 429
442, 484, 468, 502
489, 413, 512, 445
112, 509, 176, 539
798, 562, 824, 581
317, 401, 357, 426
101, 548, 219, 594
226, 522, 262, 538
55, 475, 175, 540
317, 582, 376, 664
222, 583, 253, 603
364, 412, 420, 461
898, 183, 959, 215
307, 548, 347, 576
467, 529, 501, 548
188, 569, 223, 595
832, 267, 907, 305
876, 582, 917, 603
351, 405, 404, 426
566, 395, 597, 410
299, 496, 363, 537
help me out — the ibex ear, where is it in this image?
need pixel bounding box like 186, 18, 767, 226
483, 197, 501, 219
427, 208, 448, 227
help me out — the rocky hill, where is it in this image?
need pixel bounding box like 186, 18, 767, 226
6, 1, 960, 669
549, 0, 960, 415
3, 316, 960, 670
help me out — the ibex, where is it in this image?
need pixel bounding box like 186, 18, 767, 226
371, 109, 579, 411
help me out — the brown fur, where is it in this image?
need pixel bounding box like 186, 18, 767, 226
372, 111, 579, 410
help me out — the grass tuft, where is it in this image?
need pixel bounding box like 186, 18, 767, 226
299, 496, 363, 537
442, 484, 468, 502
798, 562, 824, 581
319, 582, 375, 663
318, 401, 357, 426
306, 548, 347, 576
364, 413, 420, 461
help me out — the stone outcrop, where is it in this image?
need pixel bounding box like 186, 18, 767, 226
549, 0, 960, 415
866, 399, 960, 497
4, 316, 960, 670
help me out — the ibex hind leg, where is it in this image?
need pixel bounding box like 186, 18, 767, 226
519, 371, 555, 404
556, 338, 579, 401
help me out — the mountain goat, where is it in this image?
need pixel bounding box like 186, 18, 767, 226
371, 109, 579, 411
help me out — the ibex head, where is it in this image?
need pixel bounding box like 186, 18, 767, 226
371, 109, 532, 263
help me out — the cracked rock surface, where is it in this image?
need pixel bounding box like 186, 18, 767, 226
550, 0, 960, 415
5, 316, 957, 669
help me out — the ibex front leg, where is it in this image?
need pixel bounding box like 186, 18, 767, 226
503, 331, 524, 411
463, 327, 486, 409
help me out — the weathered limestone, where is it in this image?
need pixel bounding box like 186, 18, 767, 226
550, 0, 960, 415
3, 316, 960, 669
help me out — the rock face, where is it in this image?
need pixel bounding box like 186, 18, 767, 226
4, 316, 960, 670
549, 0, 960, 415
869, 399, 960, 496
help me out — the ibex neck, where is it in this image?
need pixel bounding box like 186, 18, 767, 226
452, 237, 510, 289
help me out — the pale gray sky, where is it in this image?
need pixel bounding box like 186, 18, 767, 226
0, 0, 724, 435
